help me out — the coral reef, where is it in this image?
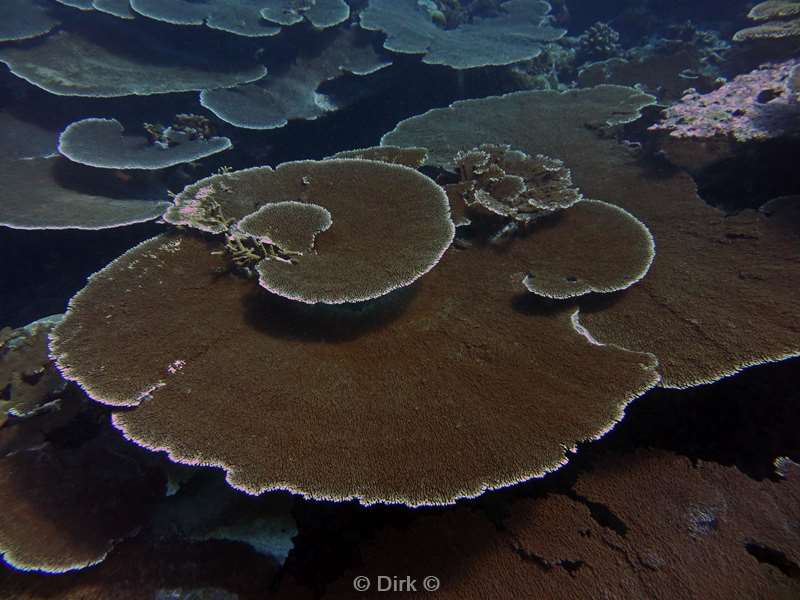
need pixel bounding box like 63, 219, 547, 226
382, 85, 800, 387
734, 1, 800, 42
128, 0, 349, 37
58, 118, 232, 170
166, 159, 454, 303
200, 28, 390, 130
0, 28, 267, 98
0, 316, 65, 422
360, 0, 565, 69
0, 434, 165, 573
651, 59, 800, 142
0, 0, 59, 43
326, 146, 429, 168
322, 450, 800, 599
577, 21, 622, 62
0, 157, 168, 230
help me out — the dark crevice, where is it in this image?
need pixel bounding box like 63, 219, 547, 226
567, 491, 629, 537
745, 543, 800, 579
511, 546, 552, 572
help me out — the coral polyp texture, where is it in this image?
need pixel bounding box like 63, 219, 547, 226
514, 200, 655, 300
326, 146, 429, 168
237, 201, 333, 254
0, 27, 267, 97
200, 28, 391, 130
360, 0, 566, 69
58, 118, 232, 170
0, 437, 164, 573
128, 0, 348, 36
382, 85, 800, 388
734, 1, 800, 41
0, 0, 59, 43
650, 59, 800, 142
166, 159, 455, 304
0, 157, 169, 230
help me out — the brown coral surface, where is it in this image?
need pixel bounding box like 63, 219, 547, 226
167, 159, 455, 304
50, 228, 659, 505
0, 436, 163, 573
514, 200, 655, 299
382, 85, 800, 388
321, 450, 800, 600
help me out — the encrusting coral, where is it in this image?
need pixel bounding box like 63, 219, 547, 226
650, 59, 800, 143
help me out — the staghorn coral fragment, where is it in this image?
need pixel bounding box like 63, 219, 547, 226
0, 157, 168, 230
0, 315, 65, 421
516, 200, 655, 299
360, 0, 565, 69
49, 230, 659, 506
200, 28, 390, 130
168, 159, 454, 304
0, 28, 267, 97
0, 436, 164, 573
380, 85, 800, 387
326, 146, 429, 168
0, 0, 58, 43
322, 450, 800, 599
237, 201, 332, 254
58, 118, 232, 170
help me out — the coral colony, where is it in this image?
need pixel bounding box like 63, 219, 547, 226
0, 0, 799, 598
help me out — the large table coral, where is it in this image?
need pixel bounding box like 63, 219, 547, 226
360, 0, 565, 69
383, 85, 800, 388
50, 154, 660, 506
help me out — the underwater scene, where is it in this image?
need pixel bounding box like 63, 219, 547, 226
1, 0, 799, 598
